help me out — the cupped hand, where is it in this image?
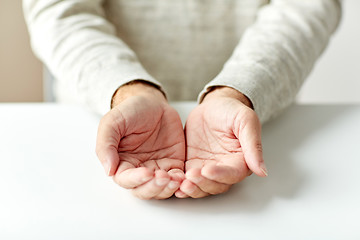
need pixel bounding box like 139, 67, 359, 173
96, 82, 185, 199
176, 87, 268, 198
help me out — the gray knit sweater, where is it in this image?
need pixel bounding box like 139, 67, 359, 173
23, 0, 342, 123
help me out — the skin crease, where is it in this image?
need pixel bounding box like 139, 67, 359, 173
96, 81, 186, 200
176, 87, 267, 198
96, 81, 267, 200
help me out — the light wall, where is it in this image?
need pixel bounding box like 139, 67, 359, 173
0, 0, 359, 103
296, 0, 360, 104
0, 0, 43, 102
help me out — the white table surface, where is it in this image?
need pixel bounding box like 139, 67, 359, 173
0, 103, 359, 239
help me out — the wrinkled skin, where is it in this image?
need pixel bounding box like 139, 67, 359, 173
176, 96, 267, 198
96, 92, 186, 200
96, 83, 267, 199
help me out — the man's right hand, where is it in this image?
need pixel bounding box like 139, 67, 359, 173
96, 81, 186, 199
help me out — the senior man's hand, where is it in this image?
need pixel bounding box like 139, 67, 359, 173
96, 81, 186, 199
176, 87, 268, 198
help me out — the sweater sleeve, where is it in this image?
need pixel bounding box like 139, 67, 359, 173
198, 0, 342, 123
23, 0, 163, 115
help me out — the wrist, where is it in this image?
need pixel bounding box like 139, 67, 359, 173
203, 86, 253, 109
111, 80, 166, 108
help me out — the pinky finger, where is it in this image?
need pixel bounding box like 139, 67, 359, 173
155, 169, 185, 199
155, 181, 181, 199
180, 179, 209, 199
175, 189, 189, 199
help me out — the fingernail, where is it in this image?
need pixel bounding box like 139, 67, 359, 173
155, 178, 169, 186
174, 172, 185, 180
175, 191, 187, 198
261, 167, 268, 177
103, 161, 111, 176
168, 181, 179, 189
186, 184, 196, 194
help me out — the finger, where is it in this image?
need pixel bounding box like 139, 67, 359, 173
201, 163, 249, 185
96, 111, 124, 176
174, 189, 189, 198
168, 168, 186, 182
113, 164, 154, 189
155, 181, 180, 199
154, 169, 184, 199
132, 170, 170, 200
179, 179, 209, 199
236, 112, 268, 177
186, 168, 230, 195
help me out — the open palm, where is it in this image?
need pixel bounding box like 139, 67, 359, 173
96, 95, 185, 199
177, 97, 267, 198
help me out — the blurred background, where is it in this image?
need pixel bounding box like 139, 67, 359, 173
0, 0, 42, 102
0, 0, 359, 103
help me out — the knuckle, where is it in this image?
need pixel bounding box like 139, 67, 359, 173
255, 142, 263, 153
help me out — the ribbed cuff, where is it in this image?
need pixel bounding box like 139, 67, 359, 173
198, 65, 268, 123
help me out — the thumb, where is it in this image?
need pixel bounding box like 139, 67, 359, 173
96, 109, 124, 176
236, 111, 268, 177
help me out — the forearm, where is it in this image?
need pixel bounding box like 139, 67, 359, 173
23, 0, 162, 115
199, 0, 342, 123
